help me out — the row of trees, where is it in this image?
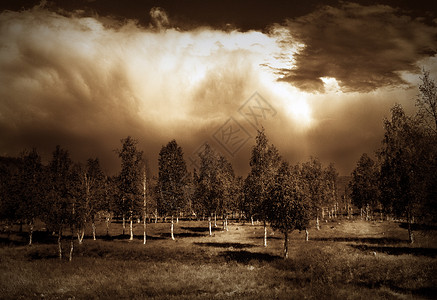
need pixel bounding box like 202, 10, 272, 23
349, 70, 437, 243
8, 68, 433, 257
0, 130, 341, 258
155, 130, 340, 257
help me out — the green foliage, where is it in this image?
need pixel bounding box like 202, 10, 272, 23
268, 161, 310, 234
243, 129, 281, 221
42, 145, 74, 232
85, 158, 107, 219
216, 155, 235, 215
378, 105, 427, 222
349, 153, 379, 210
323, 162, 339, 207
116, 136, 143, 219
68, 158, 107, 229
15, 149, 44, 223
0, 157, 21, 223
300, 157, 324, 217
193, 143, 221, 216
157, 139, 188, 217
417, 69, 437, 133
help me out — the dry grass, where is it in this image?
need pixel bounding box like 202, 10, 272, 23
0, 219, 436, 299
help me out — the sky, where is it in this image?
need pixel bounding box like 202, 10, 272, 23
0, 0, 436, 176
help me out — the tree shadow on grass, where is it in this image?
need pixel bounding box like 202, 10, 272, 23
194, 242, 256, 249
399, 222, 437, 231
28, 250, 58, 260
312, 237, 405, 245
220, 250, 281, 264
249, 236, 282, 241
350, 244, 437, 257
98, 234, 167, 241
159, 232, 208, 239
0, 237, 27, 246
355, 282, 437, 299
180, 226, 221, 233
0, 231, 58, 246
393, 286, 437, 299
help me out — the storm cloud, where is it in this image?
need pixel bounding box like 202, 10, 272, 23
0, 3, 435, 175
279, 3, 437, 92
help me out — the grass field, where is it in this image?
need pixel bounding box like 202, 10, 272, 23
1, 218, 436, 299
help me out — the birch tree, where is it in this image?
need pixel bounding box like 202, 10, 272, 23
268, 161, 310, 258
244, 129, 280, 247
349, 153, 379, 220
157, 140, 188, 240
16, 148, 44, 246
378, 104, 428, 243
85, 158, 106, 241
324, 163, 339, 219
43, 145, 73, 260
217, 155, 235, 231
417, 69, 437, 133
194, 144, 221, 236
103, 175, 118, 236
300, 157, 324, 230
141, 165, 151, 244
0, 157, 21, 234
116, 137, 143, 240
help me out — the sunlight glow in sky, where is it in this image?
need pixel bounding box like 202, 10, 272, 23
0, 2, 436, 175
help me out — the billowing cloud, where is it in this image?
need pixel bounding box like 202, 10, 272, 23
279, 2, 437, 92
0, 7, 304, 173
0, 4, 435, 176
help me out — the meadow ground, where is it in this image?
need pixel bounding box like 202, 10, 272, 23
0, 218, 436, 299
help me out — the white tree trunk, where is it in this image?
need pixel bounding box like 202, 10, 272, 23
58, 229, 62, 260
69, 232, 74, 262
92, 221, 96, 241
408, 214, 414, 244
106, 217, 110, 236
316, 216, 320, 230
176, 216, 179, 224
129, 219, 134, 241
263, 223, 268, 247
28, 221, 33, 246
171, 216, 175, 240
77, 228, 85, 244
122, 215, 126, 235
284, 231, 289, 259
214, 213, 217, 227
225, 216, 229, 231
251, 216, 254, 226
305, 229, 309, 241
143, 217, 147, 245
208, 216, 212, 236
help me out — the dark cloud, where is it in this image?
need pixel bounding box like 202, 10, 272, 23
0, 4, 435, 177
0, 8, 291, 175
279, 3, 437, 92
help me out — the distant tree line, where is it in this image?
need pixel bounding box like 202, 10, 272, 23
349, 69, 437, 243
